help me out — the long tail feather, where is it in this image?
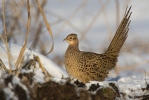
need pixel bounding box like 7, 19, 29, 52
105, 6, 132, 56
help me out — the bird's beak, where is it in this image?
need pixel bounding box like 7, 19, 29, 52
63, 38, 67, 41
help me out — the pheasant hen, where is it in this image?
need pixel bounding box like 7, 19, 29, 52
64, 7, 132, 83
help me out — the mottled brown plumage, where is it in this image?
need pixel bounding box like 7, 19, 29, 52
64, 7, 132, 83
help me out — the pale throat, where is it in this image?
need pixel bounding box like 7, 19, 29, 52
68, 40, 78, 45
68, 41, 79, 50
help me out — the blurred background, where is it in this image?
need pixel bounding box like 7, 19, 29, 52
0, 0, 149, 78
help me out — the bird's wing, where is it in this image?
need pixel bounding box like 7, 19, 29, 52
78, 52, 110, 81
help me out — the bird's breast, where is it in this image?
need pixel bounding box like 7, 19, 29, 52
65, 49, 80, 65
64, 48, 81, 75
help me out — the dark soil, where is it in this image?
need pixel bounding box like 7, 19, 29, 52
2, 74, 149, 100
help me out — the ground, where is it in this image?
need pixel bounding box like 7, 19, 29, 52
0, 44, 149, 100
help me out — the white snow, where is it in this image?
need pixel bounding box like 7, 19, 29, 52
3, 87, 18, 100
117, 76, 149, 97
118, 53, 143, 66
0, 44, 68, 83
85, 76, 149, 99
12, 76, 29, 99
0, 44, 149, 99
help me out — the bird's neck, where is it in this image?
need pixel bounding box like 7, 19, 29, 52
68, 44, 79, 51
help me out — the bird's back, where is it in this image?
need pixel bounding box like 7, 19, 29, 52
65, 47, 117, 83
78, 52, 117, 82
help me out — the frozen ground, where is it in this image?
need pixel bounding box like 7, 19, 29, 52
0, 44, 149, 99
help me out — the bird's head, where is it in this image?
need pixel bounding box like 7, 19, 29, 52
63, 33, 79, 45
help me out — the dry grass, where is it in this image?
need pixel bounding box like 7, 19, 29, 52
35, 0, 54, 55
0, 59, 10, 73
0, 0, 53, 78
0, 0, 149, 77
1, 0, 12, 71
1, 1, 149, 100
15, 0, 31, 71
33, 55, 53, 81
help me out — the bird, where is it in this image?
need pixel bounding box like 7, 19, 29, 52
64, 6, 132, 83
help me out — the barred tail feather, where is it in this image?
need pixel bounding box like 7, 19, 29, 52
105, 6, 132, 56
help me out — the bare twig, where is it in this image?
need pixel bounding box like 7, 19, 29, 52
115, 0, 120, 28
22, 59, 36, 69
2, 0, 12, 70
35, 0, 54, 55
15, 0, 31, 69
0, 59, 11, 73
47, 10, 82, 33
144, 70, 148, 85
12, 0, 27, 28
80, 0, 110, 40
54, 0, 87, 37
34, 55, 53, 81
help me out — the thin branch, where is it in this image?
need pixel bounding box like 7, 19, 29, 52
0, 59, 11, 73
15, 0, 31, 69
35, 0, 54, 55
2, 0, 12, 70
80, 0, 110, 40
12, 0, 27, 28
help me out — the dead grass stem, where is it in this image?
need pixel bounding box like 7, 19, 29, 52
35, 0, 54, 55
12, 0, 27, 28
15, 0, 31, 71
80, 0, 110, 40
34, 55, 52, 81
2, 0, 12, 70
54, 0, 87, 37
0, 59, 11, 73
